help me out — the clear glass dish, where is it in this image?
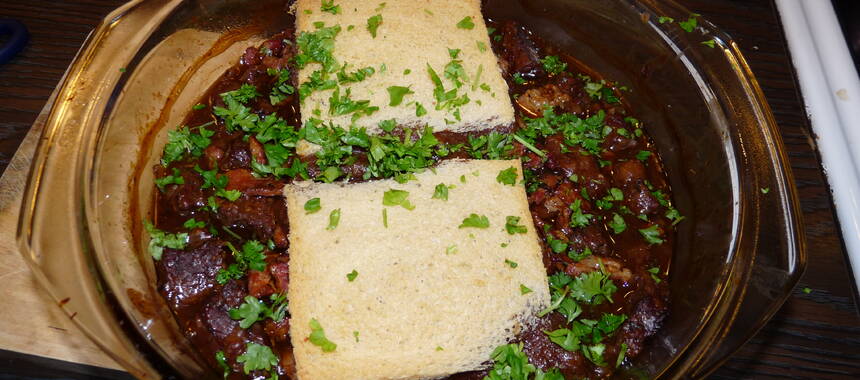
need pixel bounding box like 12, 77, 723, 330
16, 0, 805, 378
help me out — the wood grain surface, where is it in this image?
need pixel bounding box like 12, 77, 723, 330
0, 0, 858, 379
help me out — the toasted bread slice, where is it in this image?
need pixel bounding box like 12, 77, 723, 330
284, 159, 549, 380
294, 0, 514, 135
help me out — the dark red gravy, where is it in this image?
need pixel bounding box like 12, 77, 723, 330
152, 17, 672, 380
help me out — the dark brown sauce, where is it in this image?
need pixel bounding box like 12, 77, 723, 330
150, 17, 672, 380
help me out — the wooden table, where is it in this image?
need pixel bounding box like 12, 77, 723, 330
1, 0, 858, 379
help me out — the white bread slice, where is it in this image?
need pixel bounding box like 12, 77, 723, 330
284, 159, 549, 380
294, 0, 514, 136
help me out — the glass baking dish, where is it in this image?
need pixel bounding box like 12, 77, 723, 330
16, 0, 805, 378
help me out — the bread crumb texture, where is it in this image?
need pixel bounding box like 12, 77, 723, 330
285, 159, 549, 380
294, 0, 514, 135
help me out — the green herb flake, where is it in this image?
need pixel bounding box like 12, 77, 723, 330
582, 343, 607, 366
636, 150, 652, 161
679, 14, 699, 33
327, 208, 342, 230
701, 39, 716, 48
761, 187, 770, 194
321, 0, 341, 14
415, 102, 428, 116
144, 221, 188, 261
496, 167, 518, 186
386, 85, 413, 106
505, 215, 528, 235
155, 168, 185, 192
569, 199, 593, 228
446, 245, 458, 255
347, 269, 358, 282
309, 318, 337, 352
658, 16, 675, 24
433, 183, 449, 201
215, 351, 230, 379
183, 218, 205, 229
541, 55, 568, 75
305, 197, 322, 214
456, 16, 475, 30
459, 213, 490, 229
647, 267, 662, 284
512, 73, 526, 85
229, 295, 288, 329
192, 103, 207, 110
367, 14, 383, 38
353, 330, 360, 342
236, 343, 278, 374
802, 287, 812, 294
383, 189, 416, 210
520, 284, 533, 295
476, 41, 488, 52
616, 343, 628, 368
639, 224, 664, 245
608, 213, 627, 234
505, 259, 518, 268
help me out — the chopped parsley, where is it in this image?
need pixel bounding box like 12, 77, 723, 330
236, 343, 278, 374
367, 14, 383, 38
569, 199, 593, 228
192, 103, 207, 110
496, 167, 518, 186
144, 221, 188, 260
305, 197, 322, 213
347, 269, 358, 282
267, 67, 295, 105
512, 72, 526, 85
520, 284, 533, 295
647, 266, 662, 283
183, 218, 205, 229
477, 41, 488, 52
386, 85, 413, 106
155, 168, 185, 191
309, 318, 337, 352
679, 13, 699, 33
459, 213, 490, 229
327, 208, 341, 230
320, 0, 341, 14
616, 343, 628, 368
541, 55, 567, 75
802, 287, 812, 294
229, 294, 288, 328
456, 16, 475, 30
639, 224, 664, 244
505, 216, 528, 235
446, 244, 458, 255
761, 187, 770, 194
636, 150, 652, 161
505, 259, 518, 268
328, 86, 379, 121
415, 102, 427, 116
608, 213, 627, 234
657, 16, 675, 24
383, 189, 416, 210
484, 343, 563, 380
217, 240, 267, 284
433, 183, 449, 201
382, 208, 388, 227
215, 351, 230, 379
701, 39, 716, 48
161, 124, 214, 166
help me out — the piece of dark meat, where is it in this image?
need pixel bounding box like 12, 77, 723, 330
157, 239, 226, 310
214, 196, 289, 248
497, 20, 545, 79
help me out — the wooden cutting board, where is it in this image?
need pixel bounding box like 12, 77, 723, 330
0, 89, 121, 371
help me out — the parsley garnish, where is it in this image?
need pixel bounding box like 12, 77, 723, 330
477, 41, 488, 52
761, 187, 770, 194
505, 259, 518, 268
679, 13, 699, 32
520, 284, 533, 295
701, 39, 716, 48
569, 199, 593, 228
309, 318, 337, 352
161, 124, 214, 166
215, 351, 230, 379
433, 183, 449, 201
386, 86, 413, 106
483, 343, 563, 380
183, 218, 205, 229
347, 269, 358, 282
647, 266, 662, 283
144, 221, 188, 260
636, 150, 652, 161
459, 213, 490, 229
192, 103, 207, 110
328, 86, 379, 121
415, 102, 427, 116
658, 16, 675, 24
383, 189, 416, 210
512, 73, 526, 85
320, 0, 341, 14
327, 208, 341, 230
456, 16, 475, 29
496, 167, 518, 186
608, 213, 626, 234
505, 216, 528, 235
236, 343, 278, 374
541, 55, 567, 75
216, 241, 267, 284
155, 168, 185, 191
639, 224, 664, 244
229, 294, 289, 328
267, 67, 295, 105
305, 198, 322, 214
367, 14, 383, 38
616, 343, 628, 368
